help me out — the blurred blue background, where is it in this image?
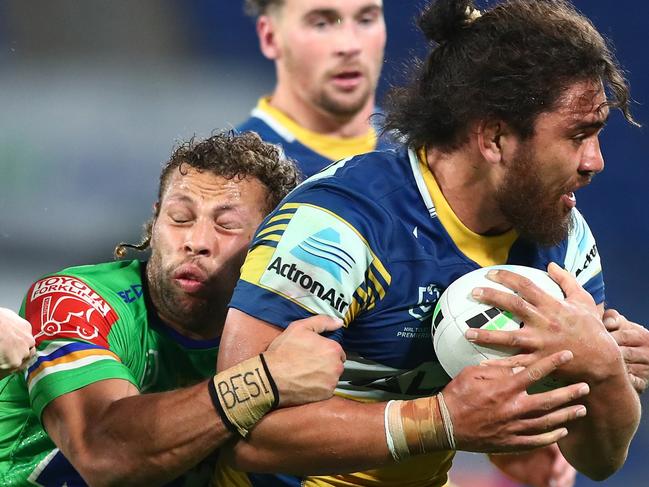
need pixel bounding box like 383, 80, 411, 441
0, 1, 646, 485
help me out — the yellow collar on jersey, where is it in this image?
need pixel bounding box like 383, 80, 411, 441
256, 97, 378, 161
417, 148, 518, 267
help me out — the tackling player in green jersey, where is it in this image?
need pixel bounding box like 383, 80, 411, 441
0, 131, 346, 486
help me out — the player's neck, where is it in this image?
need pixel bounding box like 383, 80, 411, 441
157, 310, 225, 341
147, 274, 226, 340
268, 89, 375, 138
425, 146, 512, 236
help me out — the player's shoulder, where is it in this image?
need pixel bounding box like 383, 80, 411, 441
236, 113, 286, 146
236, 115, 266, 133
294, 146, 412, 202
564, 207, 601, 280
54, 259, 142, 288
547, 208, 597, 260
28, 260, 145, 310
531, 207, 602, 296
20, 260, 148, 363
253, 147, 413, 272
533, 208, 593, 254
566, 208, 593, 242
57, 259, 141, 275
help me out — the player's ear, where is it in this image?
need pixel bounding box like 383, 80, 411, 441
476, 119, 512, 165
258, 15, 280, 60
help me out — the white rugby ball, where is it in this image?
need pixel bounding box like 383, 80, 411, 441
432, 265, 565, 391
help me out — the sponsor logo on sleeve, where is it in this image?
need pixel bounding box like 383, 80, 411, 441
575, 244, 598, 277
266, 255, 350, 313
259, 206, 372, 317
289, 227, 353, 283
117, 284, 144, 304
26, 275, 118, 347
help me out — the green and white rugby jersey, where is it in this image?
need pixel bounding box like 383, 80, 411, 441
0, 260, 218, 486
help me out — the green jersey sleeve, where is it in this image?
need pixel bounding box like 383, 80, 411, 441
21, 268, 141, 418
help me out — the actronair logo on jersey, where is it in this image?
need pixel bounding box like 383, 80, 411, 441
289, 227, 354, 283
259, 205, 373, 318
266, 256, 350, 313
575, 244, 598, 277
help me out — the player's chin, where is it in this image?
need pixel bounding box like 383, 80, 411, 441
326, 93, 370, 117
170, 285, 211, 306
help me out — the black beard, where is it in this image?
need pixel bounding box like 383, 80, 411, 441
496, 144, 574, 247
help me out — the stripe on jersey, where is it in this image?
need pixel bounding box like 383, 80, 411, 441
336, 353, 450, 401
252, 97, 378, 161
250, 105, 296, 143
26, 340, 120, 392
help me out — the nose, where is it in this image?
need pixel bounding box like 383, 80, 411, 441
333, 20, 362, 58
184, 218, 214, 257
578, 137, 605, 177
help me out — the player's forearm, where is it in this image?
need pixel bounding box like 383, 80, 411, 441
67, 381, 229, 487
219, 319, 392, 475
559, 357, 640, 480
222, 396, 392, 475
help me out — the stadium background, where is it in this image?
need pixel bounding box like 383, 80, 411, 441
0, 1, 646, 485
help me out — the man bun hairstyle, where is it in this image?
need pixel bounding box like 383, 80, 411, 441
385, 0, 637, 152
418, 0, 477, 44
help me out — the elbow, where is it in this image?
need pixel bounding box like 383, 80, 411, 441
73, 458, 126, 487
69, 447, 139, 487
579, 451, 628, 482
585, 471, 616, 482
581, 465, 620, 482
63, 429, 184, 487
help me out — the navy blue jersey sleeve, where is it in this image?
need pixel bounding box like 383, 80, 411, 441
230, 179, 392, 331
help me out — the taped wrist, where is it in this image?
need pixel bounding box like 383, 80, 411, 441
208, 354, 279, 437
384, 394, 455, 462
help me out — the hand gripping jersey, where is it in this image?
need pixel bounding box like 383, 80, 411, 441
0, 260, 219, 487
217, 147, 604, 487
236, 97, 395, 178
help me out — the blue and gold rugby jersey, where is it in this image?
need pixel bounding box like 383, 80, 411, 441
219, 146, 604, 487
236, 97, 394, 177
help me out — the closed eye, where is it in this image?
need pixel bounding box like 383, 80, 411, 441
168, 212, 193, 224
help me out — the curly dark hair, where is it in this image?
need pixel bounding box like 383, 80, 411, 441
384, 0, 637, 152
244, 0, 284, 16
115, 131, 301, 257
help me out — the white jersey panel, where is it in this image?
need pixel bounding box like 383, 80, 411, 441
564, 208, 602, 288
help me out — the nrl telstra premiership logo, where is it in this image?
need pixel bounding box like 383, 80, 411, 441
265, 227, 353, 313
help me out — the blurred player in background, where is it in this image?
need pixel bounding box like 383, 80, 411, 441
0, 132, 346, 486
238, 0, 394, 177
215, 1, 642, 486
